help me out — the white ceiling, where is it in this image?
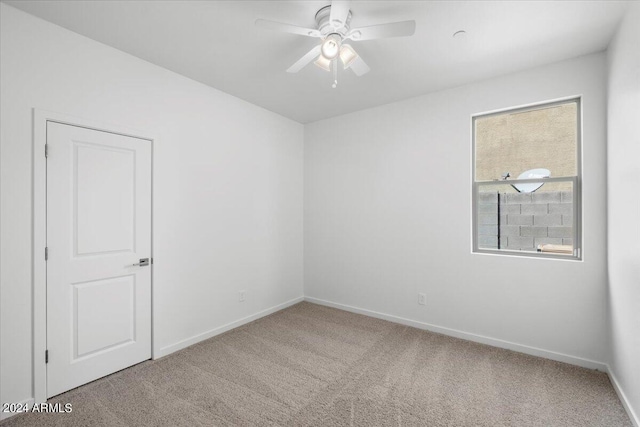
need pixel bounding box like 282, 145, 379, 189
5, 0, 630, 123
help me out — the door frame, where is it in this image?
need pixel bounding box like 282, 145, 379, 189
32, 109, 156, 403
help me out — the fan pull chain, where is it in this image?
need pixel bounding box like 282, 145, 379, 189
332, 58, 338, 88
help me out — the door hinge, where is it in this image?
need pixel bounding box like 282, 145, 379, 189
45, 144, 49, 158
45, 350, 49, 364
45, 247, 48, 261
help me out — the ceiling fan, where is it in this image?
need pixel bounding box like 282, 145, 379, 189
256, 0, 416, 82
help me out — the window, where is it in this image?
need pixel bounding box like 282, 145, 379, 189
472, 98, 581, 259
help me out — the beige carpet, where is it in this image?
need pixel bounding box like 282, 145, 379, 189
2, 302, 631, 426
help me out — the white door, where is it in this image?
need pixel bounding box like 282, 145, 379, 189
46, 122, 152, 397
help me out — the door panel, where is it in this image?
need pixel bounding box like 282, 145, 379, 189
74, 275, 135, 358
75, 143, 135, 255
46, 122, 151, 398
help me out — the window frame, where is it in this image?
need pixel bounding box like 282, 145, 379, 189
471, 97, 582, 260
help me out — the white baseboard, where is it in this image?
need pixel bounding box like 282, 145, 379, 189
607, 365, 639, 427
155, 296, 304, 359
0, 397, 35, 422
304, 297, 608, 371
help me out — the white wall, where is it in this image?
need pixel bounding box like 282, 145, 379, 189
304, 53, 608, 366
0, 3, 303, 409
607, 2, 640, 422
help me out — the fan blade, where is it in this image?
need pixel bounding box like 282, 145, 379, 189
349, 55, 370, 76
255, 19, 321, 38
287, 45, 322, 73
330, 0, 351, 27
347, 20, 416, 41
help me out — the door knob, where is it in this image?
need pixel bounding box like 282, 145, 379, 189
133, 258, 150, 267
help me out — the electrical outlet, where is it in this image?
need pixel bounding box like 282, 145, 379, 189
418, 293, 426, 306
239, 290, 246, 302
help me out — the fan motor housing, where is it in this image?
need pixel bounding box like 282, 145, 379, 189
315, 5, 352, 36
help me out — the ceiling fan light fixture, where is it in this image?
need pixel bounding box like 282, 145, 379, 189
256, 1, 417, 81
339, 44, 358, 69
314, 55, 332, 72
320, 34, 341, 60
